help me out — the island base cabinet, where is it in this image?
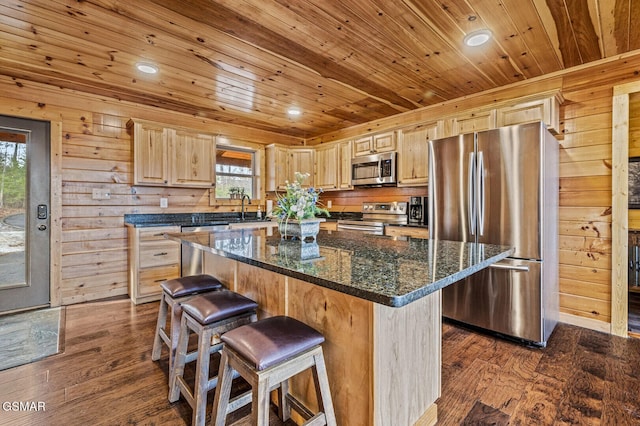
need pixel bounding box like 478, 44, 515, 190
287, 278, 373, 425
373, 292, 441, 426
202, 252, 441, 425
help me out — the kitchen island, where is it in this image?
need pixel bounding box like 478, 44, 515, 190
166, 228, 513, 425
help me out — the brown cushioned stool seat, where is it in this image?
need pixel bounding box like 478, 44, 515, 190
169, 290, 258, 426
151, 274, 224, 371
211, 316, 336, 426
162, 274, 224, 298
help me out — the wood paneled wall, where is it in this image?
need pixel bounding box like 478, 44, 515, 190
3, 53, 640, 332
0, 75, 300, 305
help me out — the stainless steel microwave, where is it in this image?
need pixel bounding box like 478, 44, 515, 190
351, 151, 396, 186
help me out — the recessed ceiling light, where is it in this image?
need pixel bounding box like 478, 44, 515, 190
464, 29, 492, 47
136, 62, 158, 74
287, 107, 302, 116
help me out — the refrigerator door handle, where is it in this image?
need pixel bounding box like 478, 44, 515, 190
468, 151, 476, 236
489, 262, 530, 272
478, 150, 485, 236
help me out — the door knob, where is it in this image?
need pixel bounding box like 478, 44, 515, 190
38, 224, 47, 231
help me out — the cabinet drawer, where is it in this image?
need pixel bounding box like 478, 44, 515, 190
139, 240, 180, 268
139, 264, 181, 296
139, 226, 180, 241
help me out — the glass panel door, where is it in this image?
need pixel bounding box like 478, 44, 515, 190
0, 133, 27, 289
0, 116, 50, 314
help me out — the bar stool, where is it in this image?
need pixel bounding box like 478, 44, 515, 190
211, 315, 337, 426
151, 274, 224, 370
169, 290, 258, 426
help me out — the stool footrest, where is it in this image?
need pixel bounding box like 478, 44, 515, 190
286, 393, 315, 421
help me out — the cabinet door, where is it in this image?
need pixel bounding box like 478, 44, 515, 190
372, 131, 396, 153
289, 149, 315, 186
353, 135, 373, 157
397, 122, 439, 187
338, 140, 353, 190
496, 96, 560, 133
447, 109, 496, 136
266, 145, 290, 191
315, 143, 339, 190
169, 129, 216, 187
132, 121, 168, 185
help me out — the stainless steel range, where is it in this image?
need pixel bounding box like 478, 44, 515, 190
337, 201, 408, 235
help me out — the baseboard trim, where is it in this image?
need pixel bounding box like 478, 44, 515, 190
559, 312, 611, 334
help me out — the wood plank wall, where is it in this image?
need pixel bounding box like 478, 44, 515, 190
3, 53, 640, 332
558, 81, 613, 325
0, 76, 301, 305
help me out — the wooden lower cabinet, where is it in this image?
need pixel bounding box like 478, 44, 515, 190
385, 225, 429, 239
319, 221, 338, 231
203, 253, 441, 425
127, 225, 181, 304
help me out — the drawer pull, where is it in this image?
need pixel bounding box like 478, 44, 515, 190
154, 278, 168, 283
154, 252, 168, 256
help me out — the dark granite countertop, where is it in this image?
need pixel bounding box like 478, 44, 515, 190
124, 212, 263, 228
165, 228, 513, 308
124, 212, 359, 228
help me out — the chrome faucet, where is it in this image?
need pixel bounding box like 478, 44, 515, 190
241, 194, 251, 220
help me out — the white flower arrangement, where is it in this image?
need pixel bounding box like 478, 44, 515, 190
272, 172, 330, 221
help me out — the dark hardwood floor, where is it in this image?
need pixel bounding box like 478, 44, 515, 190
0, 298, 639, 425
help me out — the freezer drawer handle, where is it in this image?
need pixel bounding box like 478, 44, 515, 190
489, 263, 529, 272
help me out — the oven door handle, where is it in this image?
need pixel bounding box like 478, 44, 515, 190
337, 224, 382, 232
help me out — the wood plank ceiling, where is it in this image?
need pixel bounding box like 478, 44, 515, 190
1, 0, 639, 139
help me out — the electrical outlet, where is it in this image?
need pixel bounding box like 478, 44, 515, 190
92, 188, 111, 200
327, 200, 332, 208
160, 197, 168, 208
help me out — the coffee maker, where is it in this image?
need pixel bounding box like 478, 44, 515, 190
409, 196, 423, 224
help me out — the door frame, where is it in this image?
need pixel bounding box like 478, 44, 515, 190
610, 80, 640, 337
0, 106, 62, 308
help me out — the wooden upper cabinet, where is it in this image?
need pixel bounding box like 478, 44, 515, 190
130, 120, 169, 185
266, 145, 314, 191
353, 131, 396, 156
265, 144, 289, 191
496, 95, 561, 133
338, 140, 353, 190
315, 143, 339, 190
445, 110, 496, 137
129, 118, 215, 188
397, 122, 440, 187
289, 148, 315, 186
169, 129, 215, 187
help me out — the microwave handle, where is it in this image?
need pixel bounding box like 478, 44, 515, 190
378, 158, 383, 179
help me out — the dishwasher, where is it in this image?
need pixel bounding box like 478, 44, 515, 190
180, 225, 228, 276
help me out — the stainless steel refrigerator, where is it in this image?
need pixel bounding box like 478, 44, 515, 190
428, 122, 558, 346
